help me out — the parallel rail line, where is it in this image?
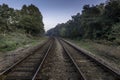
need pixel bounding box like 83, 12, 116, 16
58, 39, 87, 80
0, 38, 54, 80
0, 39, 49, 76
0, 37, 120, 80
36, 38, 85, 80
60, 38, 120, 80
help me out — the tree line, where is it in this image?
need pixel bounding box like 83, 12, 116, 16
0, 4, 44, 36
47, 0, 120, 41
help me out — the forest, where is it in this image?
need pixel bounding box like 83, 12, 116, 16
0, 4, 45, 51
0, 4, 44, 36
47, 0, 120, 44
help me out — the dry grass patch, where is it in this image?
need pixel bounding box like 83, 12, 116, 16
69, 39, 120, 70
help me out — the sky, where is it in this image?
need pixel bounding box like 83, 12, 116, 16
0, 0, 106, 31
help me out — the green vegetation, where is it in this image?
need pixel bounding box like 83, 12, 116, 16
47, 0, 120, 44
0, 30, 46, 52
0, 4, 45, 52
0, 4, 44, 36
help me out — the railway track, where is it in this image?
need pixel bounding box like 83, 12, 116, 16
0, 37, 120, 80
35, 38, 84, 80
0, 38, 54, 80
59, 38, 120, 80
1, 38, 87, 80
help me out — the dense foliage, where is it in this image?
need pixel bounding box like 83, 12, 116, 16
47, 0, 120, 41
0, 4, 44, 36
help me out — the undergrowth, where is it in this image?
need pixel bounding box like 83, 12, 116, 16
0, 31, 46, 52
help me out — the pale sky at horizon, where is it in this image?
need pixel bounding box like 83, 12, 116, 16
0, 0, 106, 31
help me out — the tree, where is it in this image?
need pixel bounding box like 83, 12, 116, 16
18, 4, 44, 36
0, 4, 45, 36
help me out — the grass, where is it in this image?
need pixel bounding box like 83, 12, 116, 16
68, 39, 120, 69
0, 31, 47, 52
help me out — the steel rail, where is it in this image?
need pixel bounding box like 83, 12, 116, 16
32, 38, 54, 80
0, 38, 51, 78
60, 38, 120, 79
58, 39, 87, 80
